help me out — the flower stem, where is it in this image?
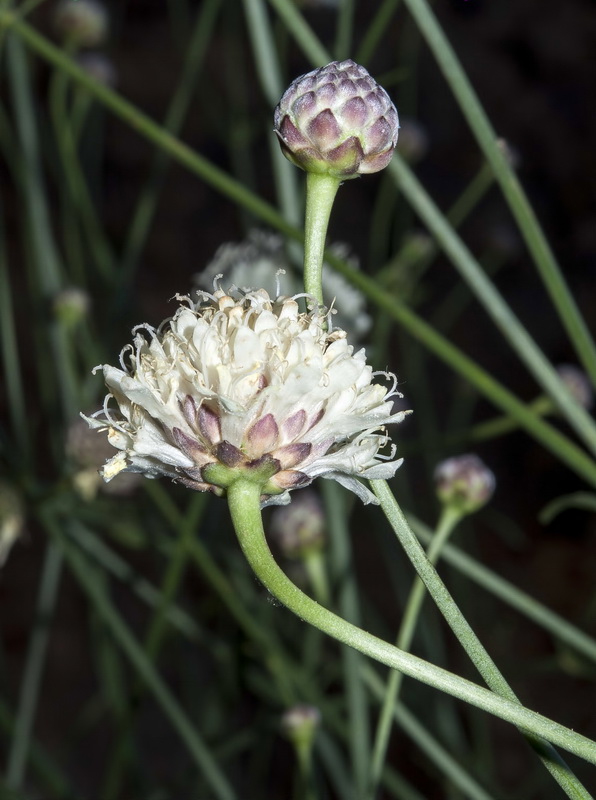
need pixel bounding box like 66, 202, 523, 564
371, 478, 594, 799
368, 504, 462, 798
303, 172, 341, 307
225, 478, 596, 771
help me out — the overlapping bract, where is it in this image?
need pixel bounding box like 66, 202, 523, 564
84, 289, 408, 506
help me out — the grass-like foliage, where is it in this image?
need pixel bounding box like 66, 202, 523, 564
1, 1, 595, 799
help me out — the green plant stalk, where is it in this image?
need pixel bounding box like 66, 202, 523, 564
6, 544, 63, 790
400, 0, 596, 391
266, 0, 329, 65
53, 522, 237, 800
303, 172, 341, 307
120, 0, 221, 283
334, 0, 354, 61
371, 479, 593, 799
356, 0, 401, 66
144, 481, 298, 706
368, 504, 462, 798
0, 13, 300, 240
242, 0, 301, 231
69, 522, 204, 642
302, 549, 330, 607
389, 154, 596, 459
326, 248, 596, 488
9, 13, 596, 483
226, 478, 596, 767
407, 514, 596, 666
364, 666, 496, 800
48, 63, 115, 283
101, 494, 207, 800
323, 480, 371, 799
0, 697, 73, 799
0, 212, 29, 458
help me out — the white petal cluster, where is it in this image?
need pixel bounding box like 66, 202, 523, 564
83, 288, 409, 506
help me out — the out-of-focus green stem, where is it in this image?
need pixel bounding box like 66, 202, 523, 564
266, 0, 329, 65
368, 505, 462, 798
6, 544, 63, 790
389, 153, 596, 459
407, 513, 596, 666
372, 479, 594, 799
401, 0, 596, 391
323, 480, 371, 799
54, 520, 237, 800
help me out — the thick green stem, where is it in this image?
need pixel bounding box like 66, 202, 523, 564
371, 479, 594, 799
303, 172, 341, 307
225, 479, 596, 769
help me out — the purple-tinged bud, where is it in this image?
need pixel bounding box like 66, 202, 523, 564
434, 454, 495, 515
556, 364, 594, 410
274, 60, 399, 179
281, 704, 321, 746
54, 0, 108, 48
269, 490, 326, 558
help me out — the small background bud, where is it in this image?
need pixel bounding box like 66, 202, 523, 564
0, 482, 24, 567
556, 364, 594, 410
434, 454, 495, 515
397, 118, 429, 163
195, 230, 371, 342
53, 287, 91, 329
281, 704, 321, 746
54, 0, 109, 48
269, 490, 326, 559
76, 52, 117, 87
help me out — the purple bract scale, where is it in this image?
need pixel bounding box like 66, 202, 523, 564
82, 288, 410, 507
274, 59, 399, 179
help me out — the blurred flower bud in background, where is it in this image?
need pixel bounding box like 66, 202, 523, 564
54, 0, 109, 48
434, 454, 495, 515
76, 52, 117, 87
281, 704, 322, 746
269, 490, 326, 559
53, 287, 91, 330
556, 364, 594, 410
0, 482, 24, 568
195, 230, 371, 342
396, 118, 429, 164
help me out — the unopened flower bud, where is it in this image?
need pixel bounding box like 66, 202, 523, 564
274, 60, 399, 179
269, 490, 325, 558
434, 454, 495, 515
54, 0, 108, 48
556, 364, 594, 410
281, 705, 321, 746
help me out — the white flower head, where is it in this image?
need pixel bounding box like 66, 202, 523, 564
83, 288, 410, 507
